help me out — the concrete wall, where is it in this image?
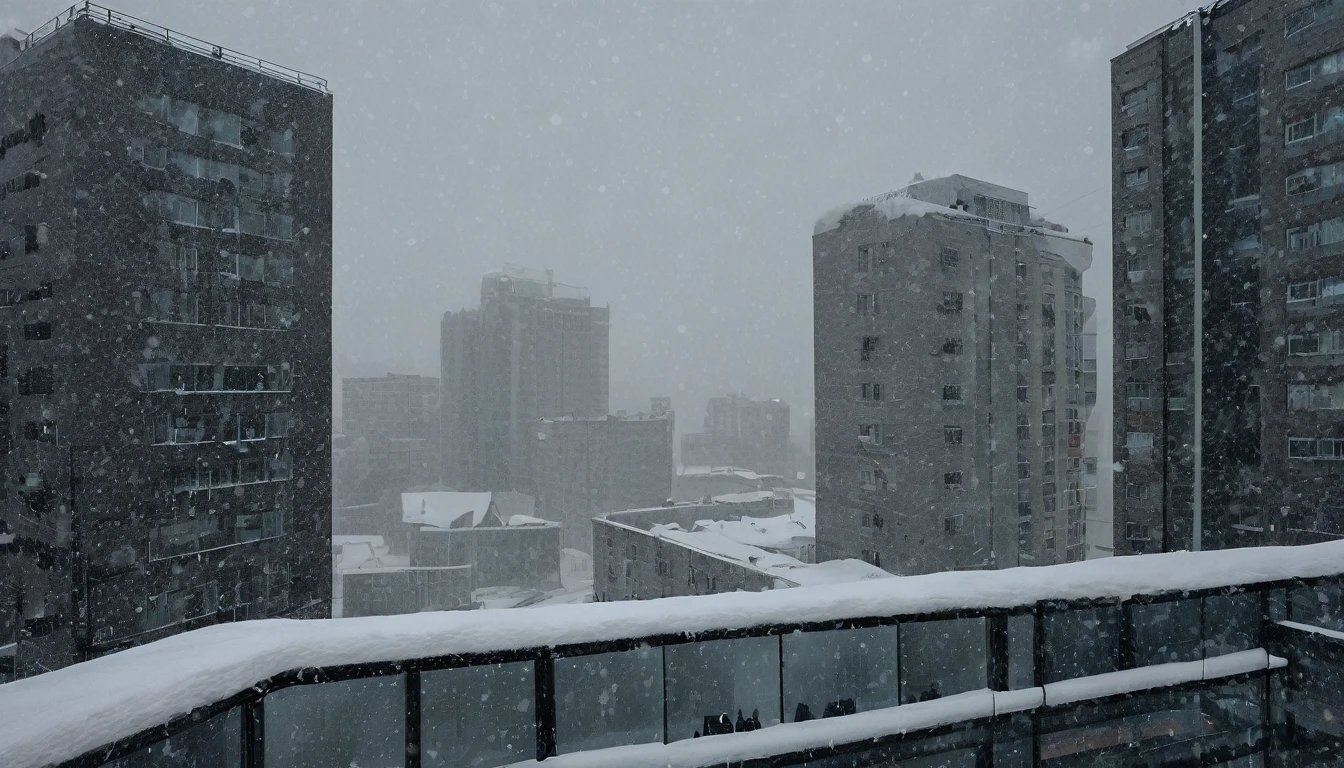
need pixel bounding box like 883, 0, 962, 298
592, 517, 776, 602
411, 525, 562, 591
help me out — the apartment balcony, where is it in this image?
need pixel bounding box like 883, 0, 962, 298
2, 543, 1343, 767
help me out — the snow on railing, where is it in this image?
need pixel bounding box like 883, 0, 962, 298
3, 3, 329, 93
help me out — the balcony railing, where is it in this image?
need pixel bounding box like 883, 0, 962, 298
1, 542, 1342, 767
2, 3, 329, 93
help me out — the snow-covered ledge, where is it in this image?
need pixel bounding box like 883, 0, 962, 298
1, 541, 1340, 768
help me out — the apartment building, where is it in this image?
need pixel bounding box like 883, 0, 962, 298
813, 175, 1093, 575
1113, 0, 1344, 554
0, 8, 332, 676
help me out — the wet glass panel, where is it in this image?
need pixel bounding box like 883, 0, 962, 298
1290, 580, 1344, 632
100, 708, 241, 767
1041, 687, 1201, 766
1131, 598, 1203, 665
899, 617, 987, 704
1007, 613, 1036, 690
554, 646, 663, 753
665, 636, 781, 743
421, 662, 534, 767
264, 676, 405, 768
1042, 605, 1119, 683
992, 713, 1034, 768
781, 625, 898, 723
1204, 591, 1261, 656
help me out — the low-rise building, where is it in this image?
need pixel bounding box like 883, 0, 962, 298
331, 536, 471, 618
593, 495, 885, 601
404, 491, 562, 591
533, 408, 674, 552
673, 466, 787, 502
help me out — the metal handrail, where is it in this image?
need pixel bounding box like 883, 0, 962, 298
3, 2, 329, 93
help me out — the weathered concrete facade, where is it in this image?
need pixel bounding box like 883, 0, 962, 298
440, 267, 609, 494
1113, 0, 1344, 555
0, 15, 332, 677
533, 411, 674, 552
813, 177, 1092, 575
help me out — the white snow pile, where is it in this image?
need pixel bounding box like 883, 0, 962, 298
813, 189, 979, 237
2, 540, 1341, 767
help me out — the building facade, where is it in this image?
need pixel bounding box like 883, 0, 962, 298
813, 175, 1093, 575
533, 407, 674, 552
680, 393, 792, 477
341, 373, 439, 440
440, 266, 609, 493
0, 11, 332, 677
1113, 0, 1344, 555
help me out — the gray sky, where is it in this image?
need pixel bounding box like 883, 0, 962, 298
11, 0, 1205, 438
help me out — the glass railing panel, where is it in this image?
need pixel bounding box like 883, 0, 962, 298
1007, 613, 1035, 689
100, 708, 241, 767
264, 675, 405, 768
1290, 579, 1344, 632
554, 646, 664, 753
781, 625, 898, 723
898, 617, 987, 704
664, 635, 781, 742
1042, 604, 1120, 683
1131, 598, 1203, 665
421, 662, 535, 767
992, 712, 1034, 767
1204, 591, 1261, 656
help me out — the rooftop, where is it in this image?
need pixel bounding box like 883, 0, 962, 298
2, 4, 329, 92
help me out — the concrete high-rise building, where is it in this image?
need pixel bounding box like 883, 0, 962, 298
1112, 0, 1344, 556
0, 7, 332, 677
813, 175, 1093, 575
533, 405, 674, 552
341, 373, 439, 440
441, 266, 609, 493
679, 393, 792, 477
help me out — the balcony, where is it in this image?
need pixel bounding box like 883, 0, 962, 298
2, 542, 1343, 767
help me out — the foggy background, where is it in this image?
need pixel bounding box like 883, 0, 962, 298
8, 0, 1206, 447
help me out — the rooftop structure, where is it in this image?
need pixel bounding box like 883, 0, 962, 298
2, 541, 1342, 767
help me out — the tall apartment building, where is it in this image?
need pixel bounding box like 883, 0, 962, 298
813, 175, 1093, 575
679, 393, 792, 477
0, 9, 332, 677
534, 405, 675, 552
1113, 0, 1344, 556
441, 266, 609, 493
342, 373, 439, 440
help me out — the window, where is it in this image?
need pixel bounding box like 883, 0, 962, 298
861, 336, 879, 361
1120, 82, 1151, 111
1122, 125, 1149, 151
1287, 218, 1344, 251
940, 291, 963, 313
22, 322, 50, 340
857, 245, 872, 272
856, 293, 878, 315
859, 468, 887, 490
858, 423, 882, 443
944, 471, 963, 490
1286, 115, 1318, 144
1125, 301, 1151, 322
861, 383, 883, 401
1285, 48, 1344, 90
1123, 211, 1153, 234
1124, 342, 1150, 360
1124, 168, 1149, 187
1125, 432, 1154, 460
1015, 261, 1028, 279
1288, 331, 1344, 356
1125, 381, 1153, 410
944, 425, 963, 445
944, 515, 963, 534
1126, 483, 1149, 500
942, 385, 962, 402
18, 366, 53, 396
860, 549, 882, 568
1286, 160, 1344, 196
942, 337, 963, 355
940, 247, 959, 268
1287, 0, 1342, 36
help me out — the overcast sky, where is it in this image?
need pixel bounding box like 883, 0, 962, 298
10, 0, 1205, 439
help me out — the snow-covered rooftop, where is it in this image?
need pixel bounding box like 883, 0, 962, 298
3, 541, 1342, 767
696, 496, 816, 551
402, 491, 496, 529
